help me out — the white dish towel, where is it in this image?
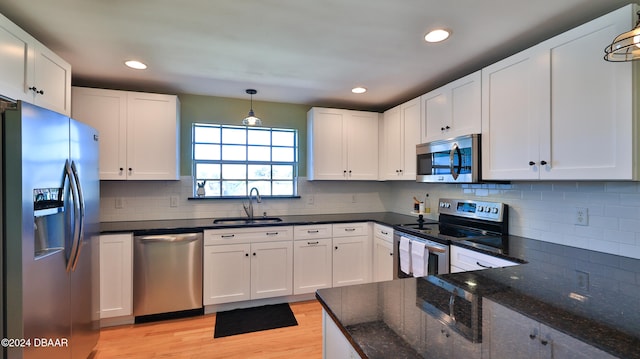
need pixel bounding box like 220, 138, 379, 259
411, 240, 428, 277
399, 236, 411, 275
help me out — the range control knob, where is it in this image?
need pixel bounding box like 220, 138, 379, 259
439, 202, 445, 208
477, 206, 484, 212
492, 207, 499, 214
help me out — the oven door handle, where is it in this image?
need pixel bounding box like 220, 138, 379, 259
449, 143, 462, 180
426, 245, 447, 254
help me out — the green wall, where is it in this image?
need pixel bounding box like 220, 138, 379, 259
178, 93, 311, 177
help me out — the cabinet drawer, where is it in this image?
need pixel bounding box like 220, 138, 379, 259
294, 224, 332, 240
373, 224, 393, 242
204, 226, 293, 245
450, 245, 518, 272
332, 222, 370, 237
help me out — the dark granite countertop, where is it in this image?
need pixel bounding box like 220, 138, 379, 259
100, 212, 430, 235
316, 236, 640, 359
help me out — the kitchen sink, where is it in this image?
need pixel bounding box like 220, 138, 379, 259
212, 217, 283, 225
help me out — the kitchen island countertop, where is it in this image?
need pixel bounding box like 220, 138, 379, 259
317, 235, 640, 359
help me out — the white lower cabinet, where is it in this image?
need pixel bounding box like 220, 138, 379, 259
372, 224, 393, 282
203, 227, 293, 305
99, 233, 133, 319
483, 298, 616, 359
450, 245, 519, 273
323, 310, 361, 359
425, 314, 481, 359
332, 222, 372, 287
293, 225, 333, 295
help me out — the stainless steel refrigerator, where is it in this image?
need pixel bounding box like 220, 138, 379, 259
1, 100, 100, 359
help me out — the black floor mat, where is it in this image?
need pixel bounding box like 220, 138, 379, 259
213, 303, 298, 338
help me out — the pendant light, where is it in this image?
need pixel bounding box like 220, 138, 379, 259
604, 11, 640, 62
242, 89, 262, 126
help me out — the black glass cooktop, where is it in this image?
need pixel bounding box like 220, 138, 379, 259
396, 222, 508, 254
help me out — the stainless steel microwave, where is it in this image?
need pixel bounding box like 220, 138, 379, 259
416, 134, 480, 183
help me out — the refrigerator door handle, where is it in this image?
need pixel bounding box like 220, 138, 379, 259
65, 160, 81, 273
70, 161, 85, 271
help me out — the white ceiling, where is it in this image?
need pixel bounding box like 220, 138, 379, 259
0, 0, 633, 112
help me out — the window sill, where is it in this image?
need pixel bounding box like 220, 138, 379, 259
187, 195, 302, 200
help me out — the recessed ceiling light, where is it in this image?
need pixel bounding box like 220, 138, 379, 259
424, 29, 450, 43
124, 60, 148, 70
352, 87, 367, 94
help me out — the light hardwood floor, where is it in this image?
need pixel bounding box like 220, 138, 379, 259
94, 300, 323, 359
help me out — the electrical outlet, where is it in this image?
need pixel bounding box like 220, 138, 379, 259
170, 195, 179, 208
115, 197, 124, 209
574, 207, 588, 226
351, 194, 357, 203
575, 270, 590, 292
307, 195, 314, 205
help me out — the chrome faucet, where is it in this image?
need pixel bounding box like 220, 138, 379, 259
243, 187, 262, 220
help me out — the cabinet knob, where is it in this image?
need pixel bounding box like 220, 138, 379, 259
245, 253, 249, 257
389, 252, 393, 256
540, 160, 548, 165
540, 339, 549, 346
119, 167, 124, 171
529, 334, 537, 340
441, 127, 445, 131
253, 252, 256, 256
335, 246, 338, 250
529, 161, 536, 166
445, 126, 450, 130
128, 168, 133, 172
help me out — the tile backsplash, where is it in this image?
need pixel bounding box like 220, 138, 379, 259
100, 177, 640, 259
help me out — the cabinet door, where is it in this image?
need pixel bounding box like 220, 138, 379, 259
372, 237, 393, 282
72, 87, 128, 180
400, 98, 421, 179
307, 108, 347, 180
203, 243, 251, 305
539, 323, 617, 359
448, 71, 481, 139
0, 14, 30, 103
99, 234, 133, 319
323, 310, 361, 359
485, 299, 541, 359
382, 105, 402, 179
333, 236, 371, 287
31, 43, 71, 116
424, 315, 453, 358
481, 46, 549, 180
293, 238, 332, 294
541, 5, 635, 180
346, 111, 379, 180
250, 241, 293, 299
422, 88, 449, 143
126, 92, 179, 180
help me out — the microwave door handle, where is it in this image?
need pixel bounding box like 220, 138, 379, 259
449, 143, 461, 180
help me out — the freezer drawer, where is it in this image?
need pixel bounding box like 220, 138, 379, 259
133, 232, 203, 317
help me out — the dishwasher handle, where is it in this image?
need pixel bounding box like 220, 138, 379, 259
136, 233, 202, 243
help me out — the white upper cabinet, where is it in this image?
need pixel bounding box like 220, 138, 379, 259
381, 97, 421, 180
0, 13, 71, 115
421, 71, 481, 143
307, 107, 379, 180
72, 87, 180, 180
482, 4, 640, 181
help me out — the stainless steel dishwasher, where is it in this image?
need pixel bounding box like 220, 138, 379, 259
133, 232, 203, 318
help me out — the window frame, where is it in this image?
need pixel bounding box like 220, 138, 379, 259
192, 123, 299, 198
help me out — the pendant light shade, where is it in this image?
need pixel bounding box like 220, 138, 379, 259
242, 89, 262, 126
604, 11, 640, 62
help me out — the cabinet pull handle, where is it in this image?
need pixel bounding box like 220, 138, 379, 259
28, 86, 44, 95
540, 160, 548, 165
266, 232, 278, 236
381, 231, 389, 235
307, 241, 319, 245
221, 234, 235, 238
345, 228, 356, 232
307, 230, 319, 234
529, 161, 536, 166
476, 261, 492, 269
